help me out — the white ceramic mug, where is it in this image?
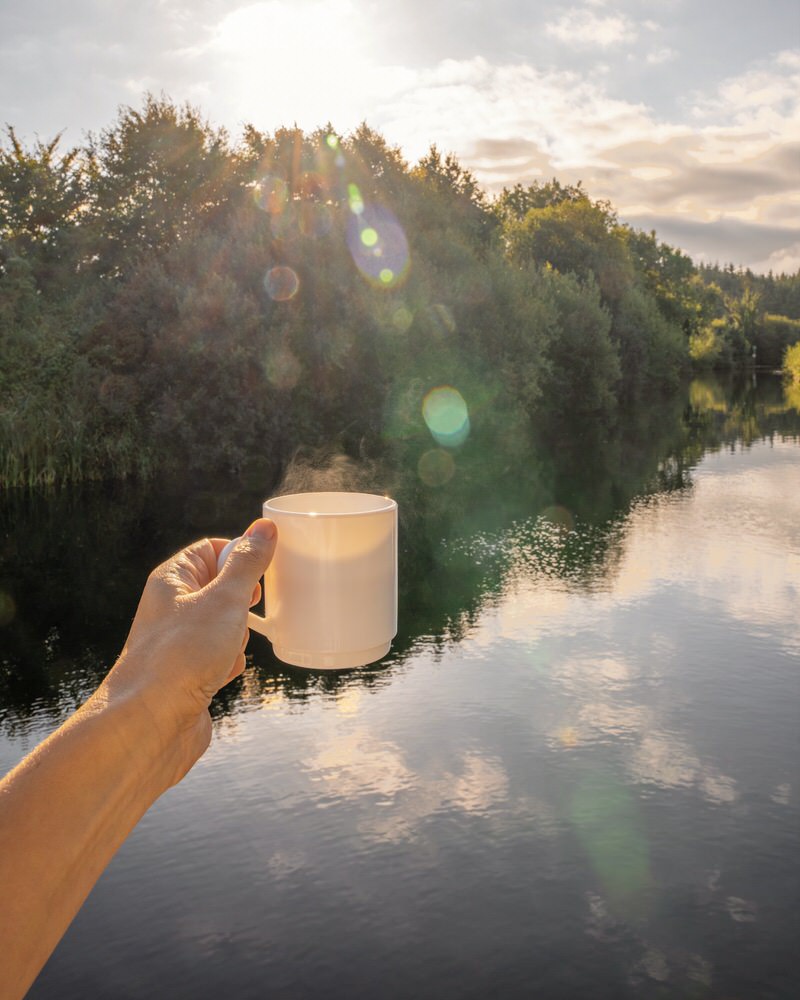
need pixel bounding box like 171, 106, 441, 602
222, 492, 398, 670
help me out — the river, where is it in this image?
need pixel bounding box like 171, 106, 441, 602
1, 374, 799, 999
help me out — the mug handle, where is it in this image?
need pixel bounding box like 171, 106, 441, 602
217, 538, 273, 638
247, 609, 272, 637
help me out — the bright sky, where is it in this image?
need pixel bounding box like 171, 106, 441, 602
2, 0, 799, 272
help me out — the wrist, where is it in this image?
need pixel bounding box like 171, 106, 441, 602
96, 644, 211, 789
91, 654, 187, 795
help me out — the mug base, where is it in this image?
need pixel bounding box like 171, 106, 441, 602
273, 641, 391, 671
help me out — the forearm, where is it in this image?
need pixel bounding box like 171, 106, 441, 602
0, 682, 175, 999
0, 526, 273, 998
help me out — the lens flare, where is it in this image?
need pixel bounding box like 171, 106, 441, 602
253, 175, 288, 215
571, 774, 652, 914
264, 266, 299, 301
317, 135, 345, 175
346, 203, 410, 290
418, 449, 456, 486
347, 183, 365, 215
263, 344, 302, 389
392, 306, 413, 332
422, 386, 470, 448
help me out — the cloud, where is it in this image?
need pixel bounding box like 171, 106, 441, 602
693, 52, 800, 121
0, 0, 223, 142
375, 57, 661, 167
623, 214, 800, 268
752, 241, 800, 275
588, 139, 800, 214
301, 723, 518, 843
368, 47, 800, 270
545, 6, 638, 47
646, 47, 677, 65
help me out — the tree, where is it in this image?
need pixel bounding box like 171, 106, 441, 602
783, 340, 800, 384
0, 127, 87, 290
505, 196, 634, 304
87, 95, 237, 277
532, 268, 621, 424
412, 145, 496, 248
621, 227, 714, 337
492, 179, 586, 226
725, 286, 762, 359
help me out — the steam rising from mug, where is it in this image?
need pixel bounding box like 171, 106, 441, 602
219, 492, 398, 671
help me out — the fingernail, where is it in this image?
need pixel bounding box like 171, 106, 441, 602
244, 518, 276, 541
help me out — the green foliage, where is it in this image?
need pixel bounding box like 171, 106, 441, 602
696, 265, 800, 367
86, 95, 238, 277
532, 268, 620, 424
504, 195, 634, 303
0, 127, 87, 291
725, 286, 762, 349
689, 321, 727, 368
621, 228, 716, 337
761, 314, 800, 368
612, 285, 686, 392
501, 192, 689, 400
411, 144, 496, 250
492, 179, 587, 226
5, 96, 794, 489
784, 341, 800, 384
699, 263, 800, 318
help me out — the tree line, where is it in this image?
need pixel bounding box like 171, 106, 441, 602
2, 95, 799, 488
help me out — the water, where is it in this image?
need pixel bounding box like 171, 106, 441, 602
1, 375, 799, 999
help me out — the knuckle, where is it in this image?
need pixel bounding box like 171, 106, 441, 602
146, 565, 172, 594
235, 538, 268, 570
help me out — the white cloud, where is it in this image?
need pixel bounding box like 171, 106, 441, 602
753, 241, 800, 274
359, 46, 800, 269
375, 58, 664, 166
646, 47, 677, 65
545, 6, 638, 48
691, 48, 800, 123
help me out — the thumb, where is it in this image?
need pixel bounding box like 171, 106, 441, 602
216, 519, 277, 603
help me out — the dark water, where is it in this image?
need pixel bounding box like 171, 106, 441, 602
1, 375, 799, 999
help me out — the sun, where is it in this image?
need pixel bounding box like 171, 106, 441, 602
207, 0, 374, 132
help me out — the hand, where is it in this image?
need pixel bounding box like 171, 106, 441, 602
99, 519, 277, 786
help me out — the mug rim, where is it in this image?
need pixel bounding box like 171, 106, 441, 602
264, 491, 397, 517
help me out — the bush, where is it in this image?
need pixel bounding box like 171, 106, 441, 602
761, 315, 800, 368
783, 340, 800, 384
689, 321, 726, 368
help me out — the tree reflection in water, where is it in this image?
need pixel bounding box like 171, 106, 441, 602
1, 373, 798, 732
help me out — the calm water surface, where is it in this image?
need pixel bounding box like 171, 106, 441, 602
1, 376, 799, 999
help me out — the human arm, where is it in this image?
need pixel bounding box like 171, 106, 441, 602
0, 519, 276, 999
